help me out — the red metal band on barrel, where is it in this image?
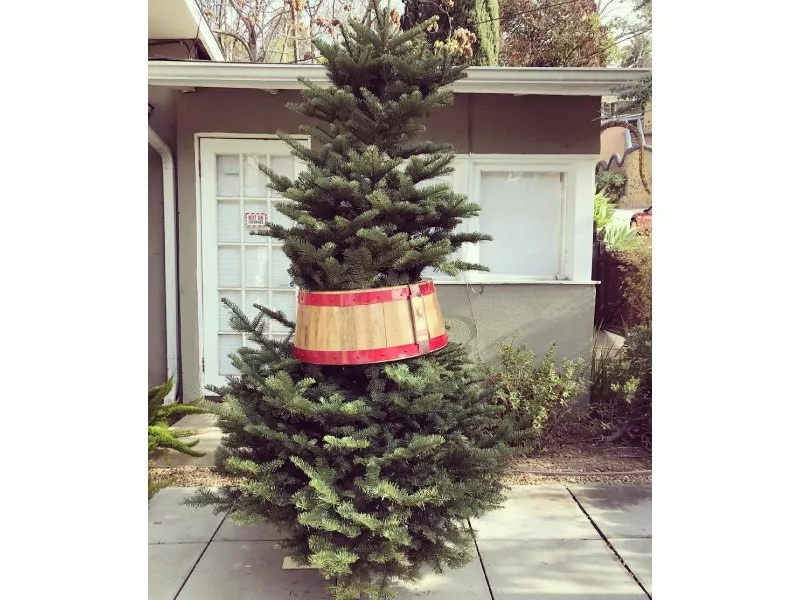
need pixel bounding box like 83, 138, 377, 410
292, 332, 448, 364
298, 280, 435, 307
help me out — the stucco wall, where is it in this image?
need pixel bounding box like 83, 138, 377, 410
600, 127, 627, 165
172, 89, 601, 399
438, 284, 595, 365
149, 147, 167, 386
175, 89, 600, 155
148, 86, 178, 152
619, 148, 652, 209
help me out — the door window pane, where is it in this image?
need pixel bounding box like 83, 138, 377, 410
216, 155, 240, 197
217, 201, 241, 243
244, 155, 270, 198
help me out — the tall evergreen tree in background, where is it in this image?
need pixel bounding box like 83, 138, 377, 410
187, 3, 514, 599
401, 0, 500, 65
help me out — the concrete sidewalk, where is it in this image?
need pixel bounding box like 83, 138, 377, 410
149, 484, 651, 599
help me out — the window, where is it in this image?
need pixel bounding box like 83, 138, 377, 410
422, 155, 596, 284
477, 171, 564, 278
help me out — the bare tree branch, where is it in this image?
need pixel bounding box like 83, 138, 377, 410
213, 28, 256, 61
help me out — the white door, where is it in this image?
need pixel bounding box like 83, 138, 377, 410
199, 138, 308, 391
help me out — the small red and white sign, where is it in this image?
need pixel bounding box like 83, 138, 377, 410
244, 212, 269, 227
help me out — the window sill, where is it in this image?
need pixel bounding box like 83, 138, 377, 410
430, 279, 599, 286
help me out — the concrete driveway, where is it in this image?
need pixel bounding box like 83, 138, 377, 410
149, 484, 652, 599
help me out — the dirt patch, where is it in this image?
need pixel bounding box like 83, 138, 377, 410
506, 443, 651, 485
504, 421, 651, 485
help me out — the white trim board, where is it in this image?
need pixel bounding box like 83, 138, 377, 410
148, 62, 650, 96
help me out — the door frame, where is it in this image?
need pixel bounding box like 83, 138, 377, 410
194, 133, 310, 394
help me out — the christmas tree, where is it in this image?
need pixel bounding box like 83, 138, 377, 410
187, 4, 514, 599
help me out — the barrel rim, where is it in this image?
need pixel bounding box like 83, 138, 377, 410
299, 278, 435, 295
298, 279, 436, 307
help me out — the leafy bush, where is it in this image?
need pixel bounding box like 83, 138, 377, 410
589, 326, 651, 449
596, 170, 627, 200
602, 220, 640, 252
614, 237, 652, 326
594, 191, 616, 231
594, 192, 641, 253
148, 378, 208, 457
148, 378, 208, 498
488, 341, 587, 450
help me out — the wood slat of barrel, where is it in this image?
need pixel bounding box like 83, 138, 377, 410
293, 279, 448, 365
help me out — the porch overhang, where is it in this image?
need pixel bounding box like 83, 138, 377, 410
147, 62, 651, 96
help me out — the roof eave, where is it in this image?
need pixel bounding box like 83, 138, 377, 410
147, 62, 650, 96
188, 2, 225, 61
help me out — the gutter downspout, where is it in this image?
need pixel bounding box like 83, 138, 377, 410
148, 127, 180, 404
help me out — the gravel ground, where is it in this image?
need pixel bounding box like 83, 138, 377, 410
149, 466, 238, 488
149, 443, 651, 488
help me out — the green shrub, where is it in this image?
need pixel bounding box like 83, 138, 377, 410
602, 220, 640, 252
148, 378, 208, 498
594, 191, 616, 231
148, 378, 208, 457
589, 326, 651, 449
596, 171, 627, 200
147, 378, 208, 456
488, 341, 587, 450
614, 237, 652, 326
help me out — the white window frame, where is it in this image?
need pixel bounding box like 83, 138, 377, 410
196, 135, 310, 392
430, 154, 597, 285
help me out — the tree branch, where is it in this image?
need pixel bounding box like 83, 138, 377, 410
213, 28, 256, 61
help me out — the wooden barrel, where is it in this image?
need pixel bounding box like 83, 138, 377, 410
293, 279, 448, 365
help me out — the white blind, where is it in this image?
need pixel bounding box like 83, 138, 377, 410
478, 171, 564, 277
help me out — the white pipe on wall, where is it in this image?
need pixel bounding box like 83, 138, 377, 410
148, 126, 179, 404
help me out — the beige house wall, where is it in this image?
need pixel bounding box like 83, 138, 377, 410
618, 148, 652, 208
600, 127, 627, 165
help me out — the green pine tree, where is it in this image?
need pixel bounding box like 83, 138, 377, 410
187, 5, 514, 599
